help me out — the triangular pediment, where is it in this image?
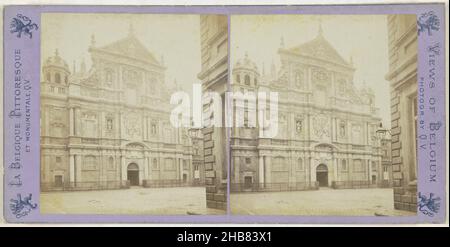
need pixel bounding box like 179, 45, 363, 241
95, 34, 159, 65
287, 34, 350, 67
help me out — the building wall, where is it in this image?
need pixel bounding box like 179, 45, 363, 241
198, 15, 228, 210
386, 15, 418, 212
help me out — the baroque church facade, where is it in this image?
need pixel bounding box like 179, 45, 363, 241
40, 28, 196, 191
230, 28, 386, 191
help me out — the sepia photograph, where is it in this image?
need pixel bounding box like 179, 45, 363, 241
39, 13, 228, 215
229, 15, 418, 216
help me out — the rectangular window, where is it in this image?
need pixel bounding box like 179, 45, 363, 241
245, 158, 251, 164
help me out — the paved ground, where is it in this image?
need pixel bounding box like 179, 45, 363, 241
231, 188, 416, 216
41, 187, 224, 215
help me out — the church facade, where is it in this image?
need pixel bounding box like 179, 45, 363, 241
230, 29, 385, 191
40, 29, 196, 191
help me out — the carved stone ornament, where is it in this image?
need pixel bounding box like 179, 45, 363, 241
126, 113, 142, 139
313, 113, 330, 138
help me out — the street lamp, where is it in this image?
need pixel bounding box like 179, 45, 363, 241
375, 122, 391, 140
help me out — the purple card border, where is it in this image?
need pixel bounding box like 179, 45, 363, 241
3, 4, 446, 224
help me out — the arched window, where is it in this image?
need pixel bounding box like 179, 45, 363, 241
55, 73, 61, 84
297, 158, 304, 171
244, 75, 250, 85
236, 74, 241, 83
64, 75, 68, 84
254, 78, 258, 85
46, 72, 51, 82
341, 159, 347, 171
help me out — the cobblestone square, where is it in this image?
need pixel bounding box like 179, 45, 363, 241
231, 188, 416, 216
41, 187, 224, 215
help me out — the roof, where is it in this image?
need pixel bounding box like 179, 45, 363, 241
44, 49, 69, 71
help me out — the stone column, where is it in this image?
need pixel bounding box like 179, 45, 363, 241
175, 158, 179, 180
143, 116, 147, 140
259, 156, 264, 187
266, 156, 272, 184
121, 155, 127, 181
74, 108, 81, 136
69, 108, 74, 136
311, 156, 316, 183
333, 158, 338, 184
69, 154, 75, 184
147, 156, 151, 180
234, 156, 240, 183
75, 155, 82, 185
180, 159, 184, 180
332, 118, 336, 142
349, 157, 353, 181
41, 107, 47, 136
143, 155, 148, 181
120, 112, 125, 138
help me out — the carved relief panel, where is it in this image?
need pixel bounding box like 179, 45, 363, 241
312, 113, 331, 141
125, 112, 142, 140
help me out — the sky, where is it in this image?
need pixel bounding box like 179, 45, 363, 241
41, 13, 201, 95
231, 15, 391, 127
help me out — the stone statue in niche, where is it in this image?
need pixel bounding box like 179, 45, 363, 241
295, 119, 303, 134
339, 121, 346, 137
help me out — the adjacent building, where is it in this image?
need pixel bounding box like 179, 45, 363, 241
385, 15, 418, 212
198, 15, 228, 210
230, 28, 384, 191
40, 28, 195, 191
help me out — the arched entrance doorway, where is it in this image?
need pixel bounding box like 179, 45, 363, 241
127, 163, 139, 186
316, 164, 328, 187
